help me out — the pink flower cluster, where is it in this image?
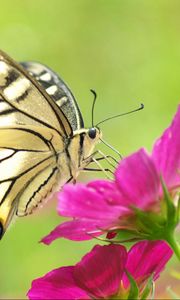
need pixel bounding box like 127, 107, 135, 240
28, 106, 180, 299
28, 241, 172, 299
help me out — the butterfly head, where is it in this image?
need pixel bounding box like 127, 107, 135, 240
87, 126, 101, 140
84, 126, 102, 157
72, 126, 101, 163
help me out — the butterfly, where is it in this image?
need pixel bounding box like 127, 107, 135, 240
0, 50, 103, 239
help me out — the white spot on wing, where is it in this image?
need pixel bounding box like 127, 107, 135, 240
46, 85, 58, 95
3, 78, 30, 101
56, 96, 68, 106
40, 72, 51, 81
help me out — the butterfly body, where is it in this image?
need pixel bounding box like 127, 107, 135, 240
0, 51, 101, 237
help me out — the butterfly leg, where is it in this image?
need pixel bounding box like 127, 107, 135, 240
91, 149, 120, 170
92, 157, 113, 179
83, 167, 112, 172
83, 150, 118, 165
96, 155, 118, 164
81, 151, 114, 179
95, 152, 119, 169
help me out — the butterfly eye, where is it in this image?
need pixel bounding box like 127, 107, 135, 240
88, 128, 97, 139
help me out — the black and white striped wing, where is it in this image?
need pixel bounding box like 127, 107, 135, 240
0, 126, 60, 234
20, 61, 84, 131
0, 50, 72, 137
0, 50, 74, 236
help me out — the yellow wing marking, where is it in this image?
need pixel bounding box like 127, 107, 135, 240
0, 125, 63, 235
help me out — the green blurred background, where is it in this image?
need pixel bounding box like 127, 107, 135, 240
0, 0, 180, 298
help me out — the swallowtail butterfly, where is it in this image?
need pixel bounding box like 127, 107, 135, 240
0, 51, 102, 238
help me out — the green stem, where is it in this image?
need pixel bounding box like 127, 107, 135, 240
166, 234, 180, 261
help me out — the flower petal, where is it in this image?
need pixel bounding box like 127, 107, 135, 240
152, 105, 180, 189
122, 240, 173, 288
41, 219, 104, 244
27, 266, 88, 300
46, 182, 129, 242
58, 182, 128, 219
74, 244, 127, 298
115, 148, 160, 209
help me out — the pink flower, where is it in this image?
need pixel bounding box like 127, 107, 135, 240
42, 106, 180, 245
27, 241, 172, 300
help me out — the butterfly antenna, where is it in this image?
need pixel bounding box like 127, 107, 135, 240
100, 138, 123, 158
90, 89, 97, 127
96, 103, 144, 127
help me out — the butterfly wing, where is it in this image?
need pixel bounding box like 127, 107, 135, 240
20, 61, 84, 131
0, 50, 72, 136
0, 50, 76, 237
0, 125, 65, 236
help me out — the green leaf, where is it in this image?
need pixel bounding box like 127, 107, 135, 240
115, 230, 141, 243
126, 271, 139, 300
161, 177, 176, 228
140, 274, 154, 300
132, 207, 165, 239
175, 196, 180, 224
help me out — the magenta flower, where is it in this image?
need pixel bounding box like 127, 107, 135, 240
42, 106, 180, 256
27, 241, 172, 300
